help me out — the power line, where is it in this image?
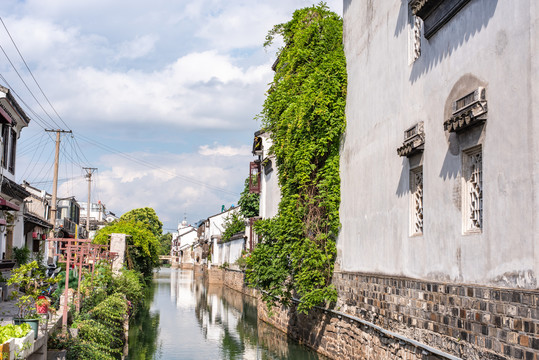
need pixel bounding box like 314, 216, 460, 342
0, 16, 71, 131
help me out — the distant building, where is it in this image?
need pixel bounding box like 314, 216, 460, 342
79, 201, 107, 238
171, 219, 197, 266
21, 182, 53, 260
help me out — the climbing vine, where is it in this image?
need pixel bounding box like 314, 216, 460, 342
246, 4, 346, 313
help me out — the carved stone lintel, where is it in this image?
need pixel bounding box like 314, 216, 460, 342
444, 100, 487, 133
398, 122, 425, 157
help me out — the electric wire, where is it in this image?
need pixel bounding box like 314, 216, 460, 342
0, 16, 71, 131
0, 43, 63, 129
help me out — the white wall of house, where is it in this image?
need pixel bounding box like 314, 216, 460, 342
212, 237, 244, 266
258, 133, 280, 219
339, 0, 538, 289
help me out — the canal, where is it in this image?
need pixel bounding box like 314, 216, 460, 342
127, 267, 328, 360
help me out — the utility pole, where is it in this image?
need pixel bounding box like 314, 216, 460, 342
45, 129, 72, 262
83, 167, 97, 236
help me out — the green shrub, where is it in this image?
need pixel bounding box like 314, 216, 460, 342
222, 212, 245, 242
112, 269, 143, 306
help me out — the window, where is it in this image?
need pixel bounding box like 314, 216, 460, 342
1, 125, 8, 168
248, 162, 261, 194
462, 145, 482, 233
410, 166, 423, 236
8, 128, 16, 174
410, 0, 471, 39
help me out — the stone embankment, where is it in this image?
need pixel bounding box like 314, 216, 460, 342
205, 266, 539, 360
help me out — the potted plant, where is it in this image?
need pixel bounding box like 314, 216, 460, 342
7, 261, 56, 339
35, 296, 50, 314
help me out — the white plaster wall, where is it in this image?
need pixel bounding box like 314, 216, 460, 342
179, 230, 197, 249
12, 208, 24, 250
259, 133, 280, 219
339, 0, 538, 289
213, 237, 245, 266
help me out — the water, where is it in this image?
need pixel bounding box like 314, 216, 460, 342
127, 268, 327, 360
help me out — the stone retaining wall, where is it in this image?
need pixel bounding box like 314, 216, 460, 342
208, 267, 223, 284
334, 272, 538, 360
223, 269, 257, 297
257, 300, 443, 360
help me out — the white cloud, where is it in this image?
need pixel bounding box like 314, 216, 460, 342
198, 144, 251, 157
7, 0, 343, 230
114, 35, 158, 61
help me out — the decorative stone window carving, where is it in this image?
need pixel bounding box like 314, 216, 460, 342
408, 7, 422, 63
444, 87, 487, 133
463, 146, 482, 233
410, 0, 471, 39
410, 166, 423, 236
397, 122, 425, 157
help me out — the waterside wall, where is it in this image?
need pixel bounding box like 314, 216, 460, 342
211, 267, 538, 360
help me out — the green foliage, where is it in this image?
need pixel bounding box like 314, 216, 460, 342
111, 269, 144, 307
246, 3, 346, 313
8, 261, 59, 318
94, 219, 160, 279
238, 178, 260, 218
158, 232, 172, 256
120, 207, 163, 238
91, 293, 128, 330
13, 247, 30, 265
221, 212, 245, 243
0, 323, 31, 343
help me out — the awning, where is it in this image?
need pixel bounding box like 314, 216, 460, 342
0, 103, 12, 124
0, 198, 19, 211
0, 219, 6, 226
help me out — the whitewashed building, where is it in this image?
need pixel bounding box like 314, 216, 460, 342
336, 1, 538, 358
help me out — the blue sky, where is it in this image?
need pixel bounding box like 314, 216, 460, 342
1, 0, 343, 232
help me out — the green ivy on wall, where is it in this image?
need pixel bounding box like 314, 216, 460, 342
246, 3, 346, 314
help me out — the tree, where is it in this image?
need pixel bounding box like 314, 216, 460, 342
158, 233, 172, 256
238, 177, 259, 218
120, 207, 163, 238
94, 220, 160, 280
246, 4, 346, 313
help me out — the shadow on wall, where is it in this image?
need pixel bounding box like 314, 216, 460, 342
395, 157, 409, 198
406, 0, 498, 84
343, 0, 351, 18
439, 133, 461, 180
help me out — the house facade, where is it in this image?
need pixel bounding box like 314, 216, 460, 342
171, 219, 197, 266
0, 85, 30, 261
337, 0, 538, 358
21, 182, 53, 260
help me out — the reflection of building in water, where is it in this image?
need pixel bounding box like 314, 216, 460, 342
167, 269, 323, 360
170, 268, 177, 301
174, 270, 197, 309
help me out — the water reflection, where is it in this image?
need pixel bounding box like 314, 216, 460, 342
128, 268, 325, 360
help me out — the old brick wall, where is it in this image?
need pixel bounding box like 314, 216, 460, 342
208, 267, 224, 284
334, 272, 538, 360
223, 268, 257, 297
257, 298, 443, 360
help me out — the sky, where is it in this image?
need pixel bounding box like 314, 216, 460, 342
0, 0, 343, 232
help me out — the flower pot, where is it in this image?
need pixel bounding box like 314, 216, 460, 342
13, 318, 39, 339
36, 303, 48, 314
